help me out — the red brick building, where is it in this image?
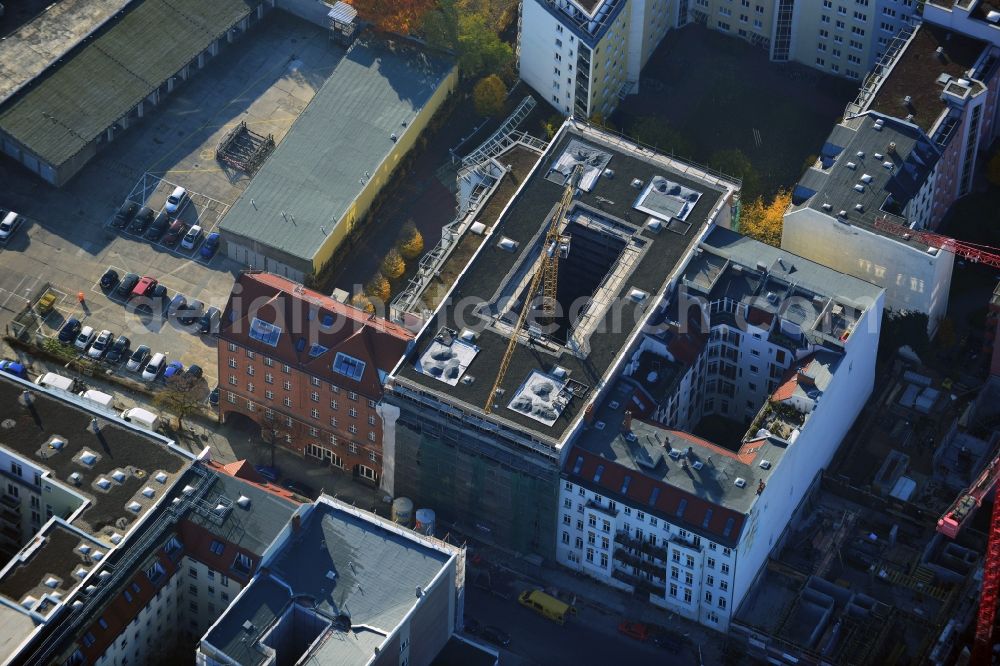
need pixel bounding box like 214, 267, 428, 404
218, 272, 414, 485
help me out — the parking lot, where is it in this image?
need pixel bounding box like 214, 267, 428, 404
0, 13, 344, 393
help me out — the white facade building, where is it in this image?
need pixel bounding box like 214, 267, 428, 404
556, 227, 884, 631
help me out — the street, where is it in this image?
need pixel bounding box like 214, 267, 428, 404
464, 583, 702, 666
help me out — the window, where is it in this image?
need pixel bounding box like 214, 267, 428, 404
720, 580, 729, 591
99, 617, 109, 630
721, 563, 730, 575
348, 424, 358, 434
264, 357, 273, 367
333, 353, 366, 380
248, 318, 281, 346
348, 391, 357, 401
221, 575, 229, 587
283, 380, 292, 391
705, 591, 713, 603
669, 583, 678, 598
283, 397, 292, 407
232, 553, 254, 574
189, 568, 198, 579
369, 450, 377, 462
368, 415, 376, 426
282, 364, 290, 373
311, 391, 319, 402
562, 531, 570, 544
684, 588, 692, 603
311, 408, 320, 419
348, 442, 358, 454
265, 373, 273, 384
146, 562, 165, 583
228, 358, 237, 368
83, 633, 96, 647
210, 540, 225, 555
227, 342, 237, 352
368, 399, 377, 408
707, 557, 716, 569
600, 553, 608, 567
718, 597, 727, 609
349, 407, 358, 418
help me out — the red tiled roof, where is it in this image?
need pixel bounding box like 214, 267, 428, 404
566, 446, 747, 545
220, 272, 414, 398
771, 354, 818, 403
210, 459, 298, 501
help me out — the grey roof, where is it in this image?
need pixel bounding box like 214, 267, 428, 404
0, 374, 190, 543
790, 114, 940, 240
218, 40, 454, 263
0, 0, 133, 106
205, 499, 453, 666
184, 470, 297, 557
0, 0, 261, 168
698, 226, 885, 308
393, 124, 735, 446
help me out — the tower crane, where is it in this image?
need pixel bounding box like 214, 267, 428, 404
873, 217, 1000, 268
484, 164, 580, 414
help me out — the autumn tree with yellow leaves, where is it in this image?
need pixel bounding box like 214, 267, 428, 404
365, 273, 392, 304
739, 190, 790, 248
382, 249, 406, 279
348, 0, 436, 34
399, 223, 425, 260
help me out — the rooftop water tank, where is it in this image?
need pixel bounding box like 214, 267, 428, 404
392, 497, 414, 527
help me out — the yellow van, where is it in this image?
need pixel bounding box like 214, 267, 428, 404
517, 589, 577, 625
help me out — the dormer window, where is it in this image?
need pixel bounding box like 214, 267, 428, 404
248, 318, 282, 347
333, 352, 366, 381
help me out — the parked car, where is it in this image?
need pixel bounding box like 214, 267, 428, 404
105, 335, 131, 363
87, 330, 113, 358
142, 353, 166, 381
73, 326, 96, 351
254, 465, 279, 483
0, 210, 22, 242
145, 211, 171, 241
199, 306, 221, 335
0, 360, 27, 379
617, 621, 651, 642
163, 360, 183, 380
164, 185, 187, 214
149, 282, 168, 303
129, 206, 155, 233
184, 364, 203, 380
130, 206, 154, 233
209, 386, 220, 406
115, 273, 140, 298
99, 268, 119, 292
58, 318, 82, 343
178, 300, 204, 326
126, 345, 151, 372
200, 232, 220, 259
112, 201, 138, 228
163, 220, 188, 246
180, 224, 202, 250
131, 276, 158, 299
479, 626, 510, 648
281, 479, 315, 498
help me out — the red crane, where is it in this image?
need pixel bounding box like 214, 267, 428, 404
873, 217, 1000, 269
938, 451, 1000, 664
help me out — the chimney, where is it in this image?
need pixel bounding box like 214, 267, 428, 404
622, 410, 633, 432
292, 514, 301, 533
757, 479, 766, 496
887, 141, 897, 155
583, 403, 594, 426
935, 45, 945, 61
18, 390, 34, 407
903, 95, 913, 109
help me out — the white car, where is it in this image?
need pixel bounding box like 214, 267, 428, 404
87, 330, 113, 358
180, 224, 202, 250
164, 186, 187, 214
142, 353, 166, 381
0, 211, 21, 242
73, 326, 96, 351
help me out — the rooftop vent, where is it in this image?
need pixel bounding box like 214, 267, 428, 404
668, 449, 682, 460
182, 485, 196, 495
551, 366, 569, 379
628, 288, 649, 303
460, 375, 475, 384
645, 217, 664, 234
459, 328, 477, 342
874, 152, 883, 160
692, 461, 704, 470
497, 237, 519, 252
92, 551, 103, 561
325, 570, 337, 581
390, 133, 398, 142
887, 141, 897, 154
237, 495, 251, 509
127, 502, 142, 513
988, 10, 1000, 23
154, 472, 168, 484
854, 204, 864, 212
68, 472, 82, 486
856, 151, 865, 158
734, 477, 747, 488
846, 161, 857, 170
44, 577, 59, 588
21, 596, 37, 610
883, 161, 894, 170
142, 487, 155, 498
853, 184, 865, 193
838, 210, 848, 218
110, 533, 123, 544
79, 545, 90, 555
860, 174, 873, 184
594, 420, 606, 430
631, 178, 643, 189
75, 568, 88, 579
821, 203, 833, 211
96, 478, 111, 490
759, 459, 772, 470
111, 470, 125, 483
80, 452, 96, 466
604, 168, 615, 178
766, 291, 779, 305
49, 437, 66, 450
903, 95, 913, 107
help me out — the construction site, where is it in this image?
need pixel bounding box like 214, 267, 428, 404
730, 355, 1000, 664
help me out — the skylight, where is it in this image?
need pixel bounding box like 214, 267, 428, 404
702, 508, 713, 529
593, 465, 604, 482
572, 455, 584, 475
620, 475, 631, 494
249, 318, 282, 347
309, 343, 329, 358
676, 498, 688, 518
649, 487, 660, 505
333, 352, 366, 381
722, 517, 735, 538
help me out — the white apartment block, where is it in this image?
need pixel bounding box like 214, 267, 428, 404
518, 0, 678, 117
689, 0, 918, 79
555, 226, 884, 631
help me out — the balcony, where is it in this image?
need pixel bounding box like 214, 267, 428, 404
614, 531, 668, 561
612, 568, 664, 596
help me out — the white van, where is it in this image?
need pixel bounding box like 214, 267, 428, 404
79, 389, 114, 409
120, 407, 160, 431
0, 210, 22, 242
164, 186, 187, 214
35, 372, 75, 392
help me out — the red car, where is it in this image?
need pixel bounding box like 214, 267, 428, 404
618, 621, 651, 641
131, 276, 158, 299
163, 220, 188, 246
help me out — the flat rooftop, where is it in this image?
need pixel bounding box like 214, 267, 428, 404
869, 23, 986, 134
218, 39, 454, 264
0, 0, 261, 170
204, 497, 456, 666
791, 113, 940, 239
393, 122, 736, 446
0, 0, 134, 106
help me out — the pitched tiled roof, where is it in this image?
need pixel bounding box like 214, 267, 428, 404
565, 445, 747, 546
220, 272, 413, 398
